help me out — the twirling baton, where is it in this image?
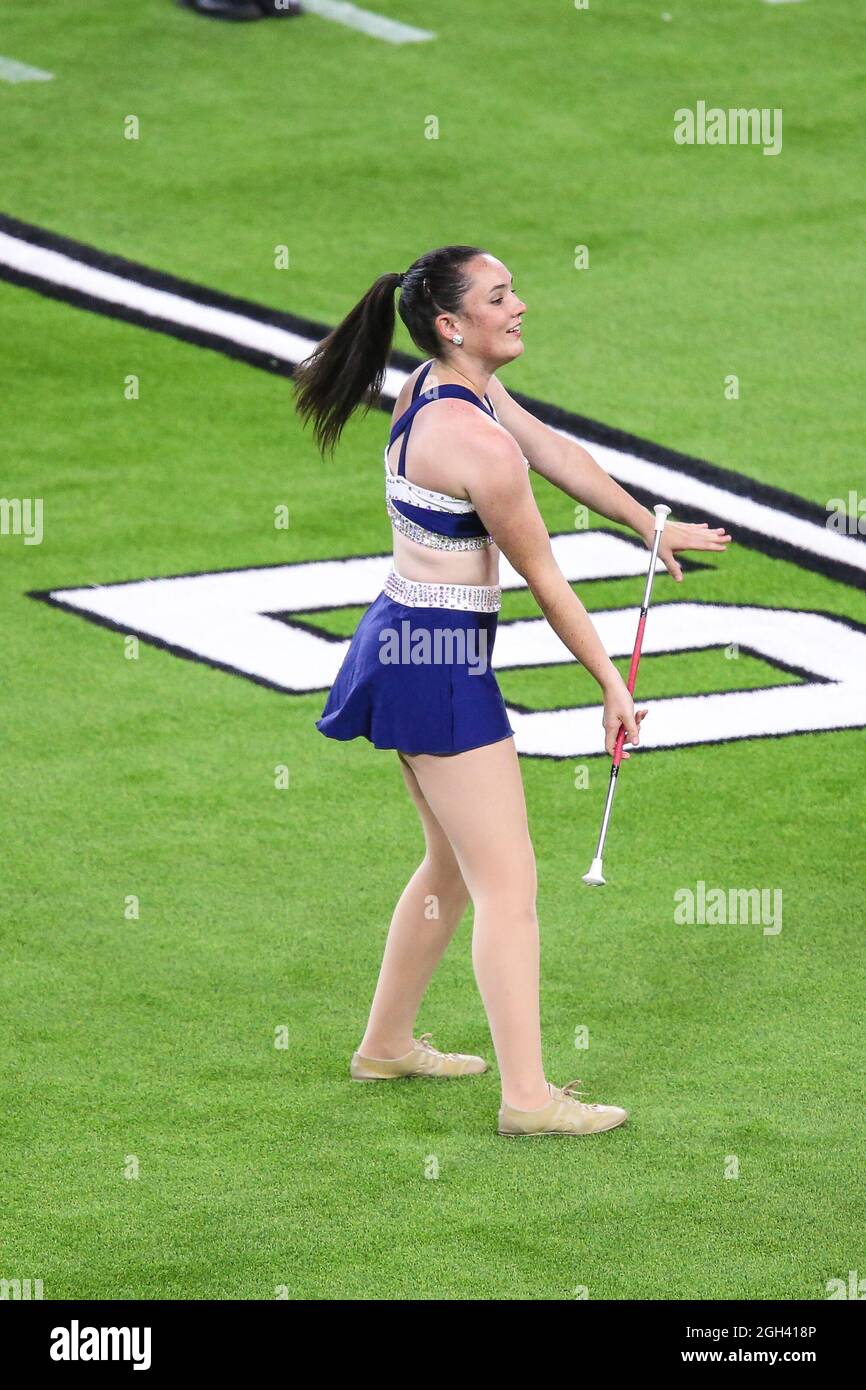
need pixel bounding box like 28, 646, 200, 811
582, 503, 671, 886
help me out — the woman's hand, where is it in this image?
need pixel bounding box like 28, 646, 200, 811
602, 671, 648, 759
647, 518, 733, 582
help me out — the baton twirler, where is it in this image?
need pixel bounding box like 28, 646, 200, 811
582, 503, 671, 886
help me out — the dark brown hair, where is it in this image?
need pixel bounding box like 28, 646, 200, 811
292, 244, 486, 459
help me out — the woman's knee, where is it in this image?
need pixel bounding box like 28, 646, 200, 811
422, 850, 468, 898
461, 828, 536, 906
468, 851, 538, 922
473, 898, 539, 937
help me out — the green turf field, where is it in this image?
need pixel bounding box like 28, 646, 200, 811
2, 0, 864, 1301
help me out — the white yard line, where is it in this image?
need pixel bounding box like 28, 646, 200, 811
2, 221, 863, 581
0, 229, 314, 362
301, 0, 434, 44
0, 55, 54, 83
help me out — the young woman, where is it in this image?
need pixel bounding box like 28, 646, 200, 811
293, 245, 731, 1137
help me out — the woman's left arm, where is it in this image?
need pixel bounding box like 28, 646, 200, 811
486, 374, 732, 582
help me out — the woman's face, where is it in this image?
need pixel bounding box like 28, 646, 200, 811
440, 254, 526, 364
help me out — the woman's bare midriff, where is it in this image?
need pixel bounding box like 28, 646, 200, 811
386, 363, 501, 586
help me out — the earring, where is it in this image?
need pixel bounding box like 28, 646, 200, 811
452, 334, 463, 346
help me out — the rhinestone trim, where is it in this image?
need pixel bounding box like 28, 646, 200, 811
384, 450, 477, 512
386, 496, 492, 551
383, 568, 501, 613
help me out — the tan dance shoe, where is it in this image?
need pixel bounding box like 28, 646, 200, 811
498, 1078, 628, 1137
350, 1032, 488, 1080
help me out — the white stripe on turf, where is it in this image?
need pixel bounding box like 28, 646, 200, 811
300, 1, 434, 44
46, 533, 659, 695
45, 552, 866, 754
2, 222, 864, 579
0, 55, 54, 83
0, 229, 315, 361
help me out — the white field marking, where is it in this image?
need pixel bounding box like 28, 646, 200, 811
0, 56, 54, 83
47, 532, 662, 695
763, 2, 808, 7
2, 219, 864, 579
547, 426, 866, 579
46, 549, 866, 757
499, 603, 866, 757
0, 230, 315, 365
300, 0, 434, 44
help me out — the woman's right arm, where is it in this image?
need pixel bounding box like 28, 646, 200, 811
461, 419, 647, 757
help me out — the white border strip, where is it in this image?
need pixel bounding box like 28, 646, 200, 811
2, 223, 864, 580
563, 432, 866, 576
301, 1, 434, 44
0, 230, 314, 363
0, 56, 54, 84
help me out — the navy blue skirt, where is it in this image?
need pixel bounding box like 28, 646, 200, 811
316, 590, 514, 756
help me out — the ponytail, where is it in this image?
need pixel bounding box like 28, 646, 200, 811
292, 244, 485, 459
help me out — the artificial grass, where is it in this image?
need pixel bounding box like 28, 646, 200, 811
1, 0, 864, 1300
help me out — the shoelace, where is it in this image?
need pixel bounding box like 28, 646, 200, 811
559, 1078, 604, 1110
560, 1078, 589, 1099
414, 1032, 463, 1061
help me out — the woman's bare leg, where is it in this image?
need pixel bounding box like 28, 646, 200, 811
357, 753, 471, 1059
400, 736, 550, 1111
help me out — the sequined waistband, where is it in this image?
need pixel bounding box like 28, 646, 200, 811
383, 568, 501, 613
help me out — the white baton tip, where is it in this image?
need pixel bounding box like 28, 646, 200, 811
582, 857, 606, 887
653, 503, 671, 531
